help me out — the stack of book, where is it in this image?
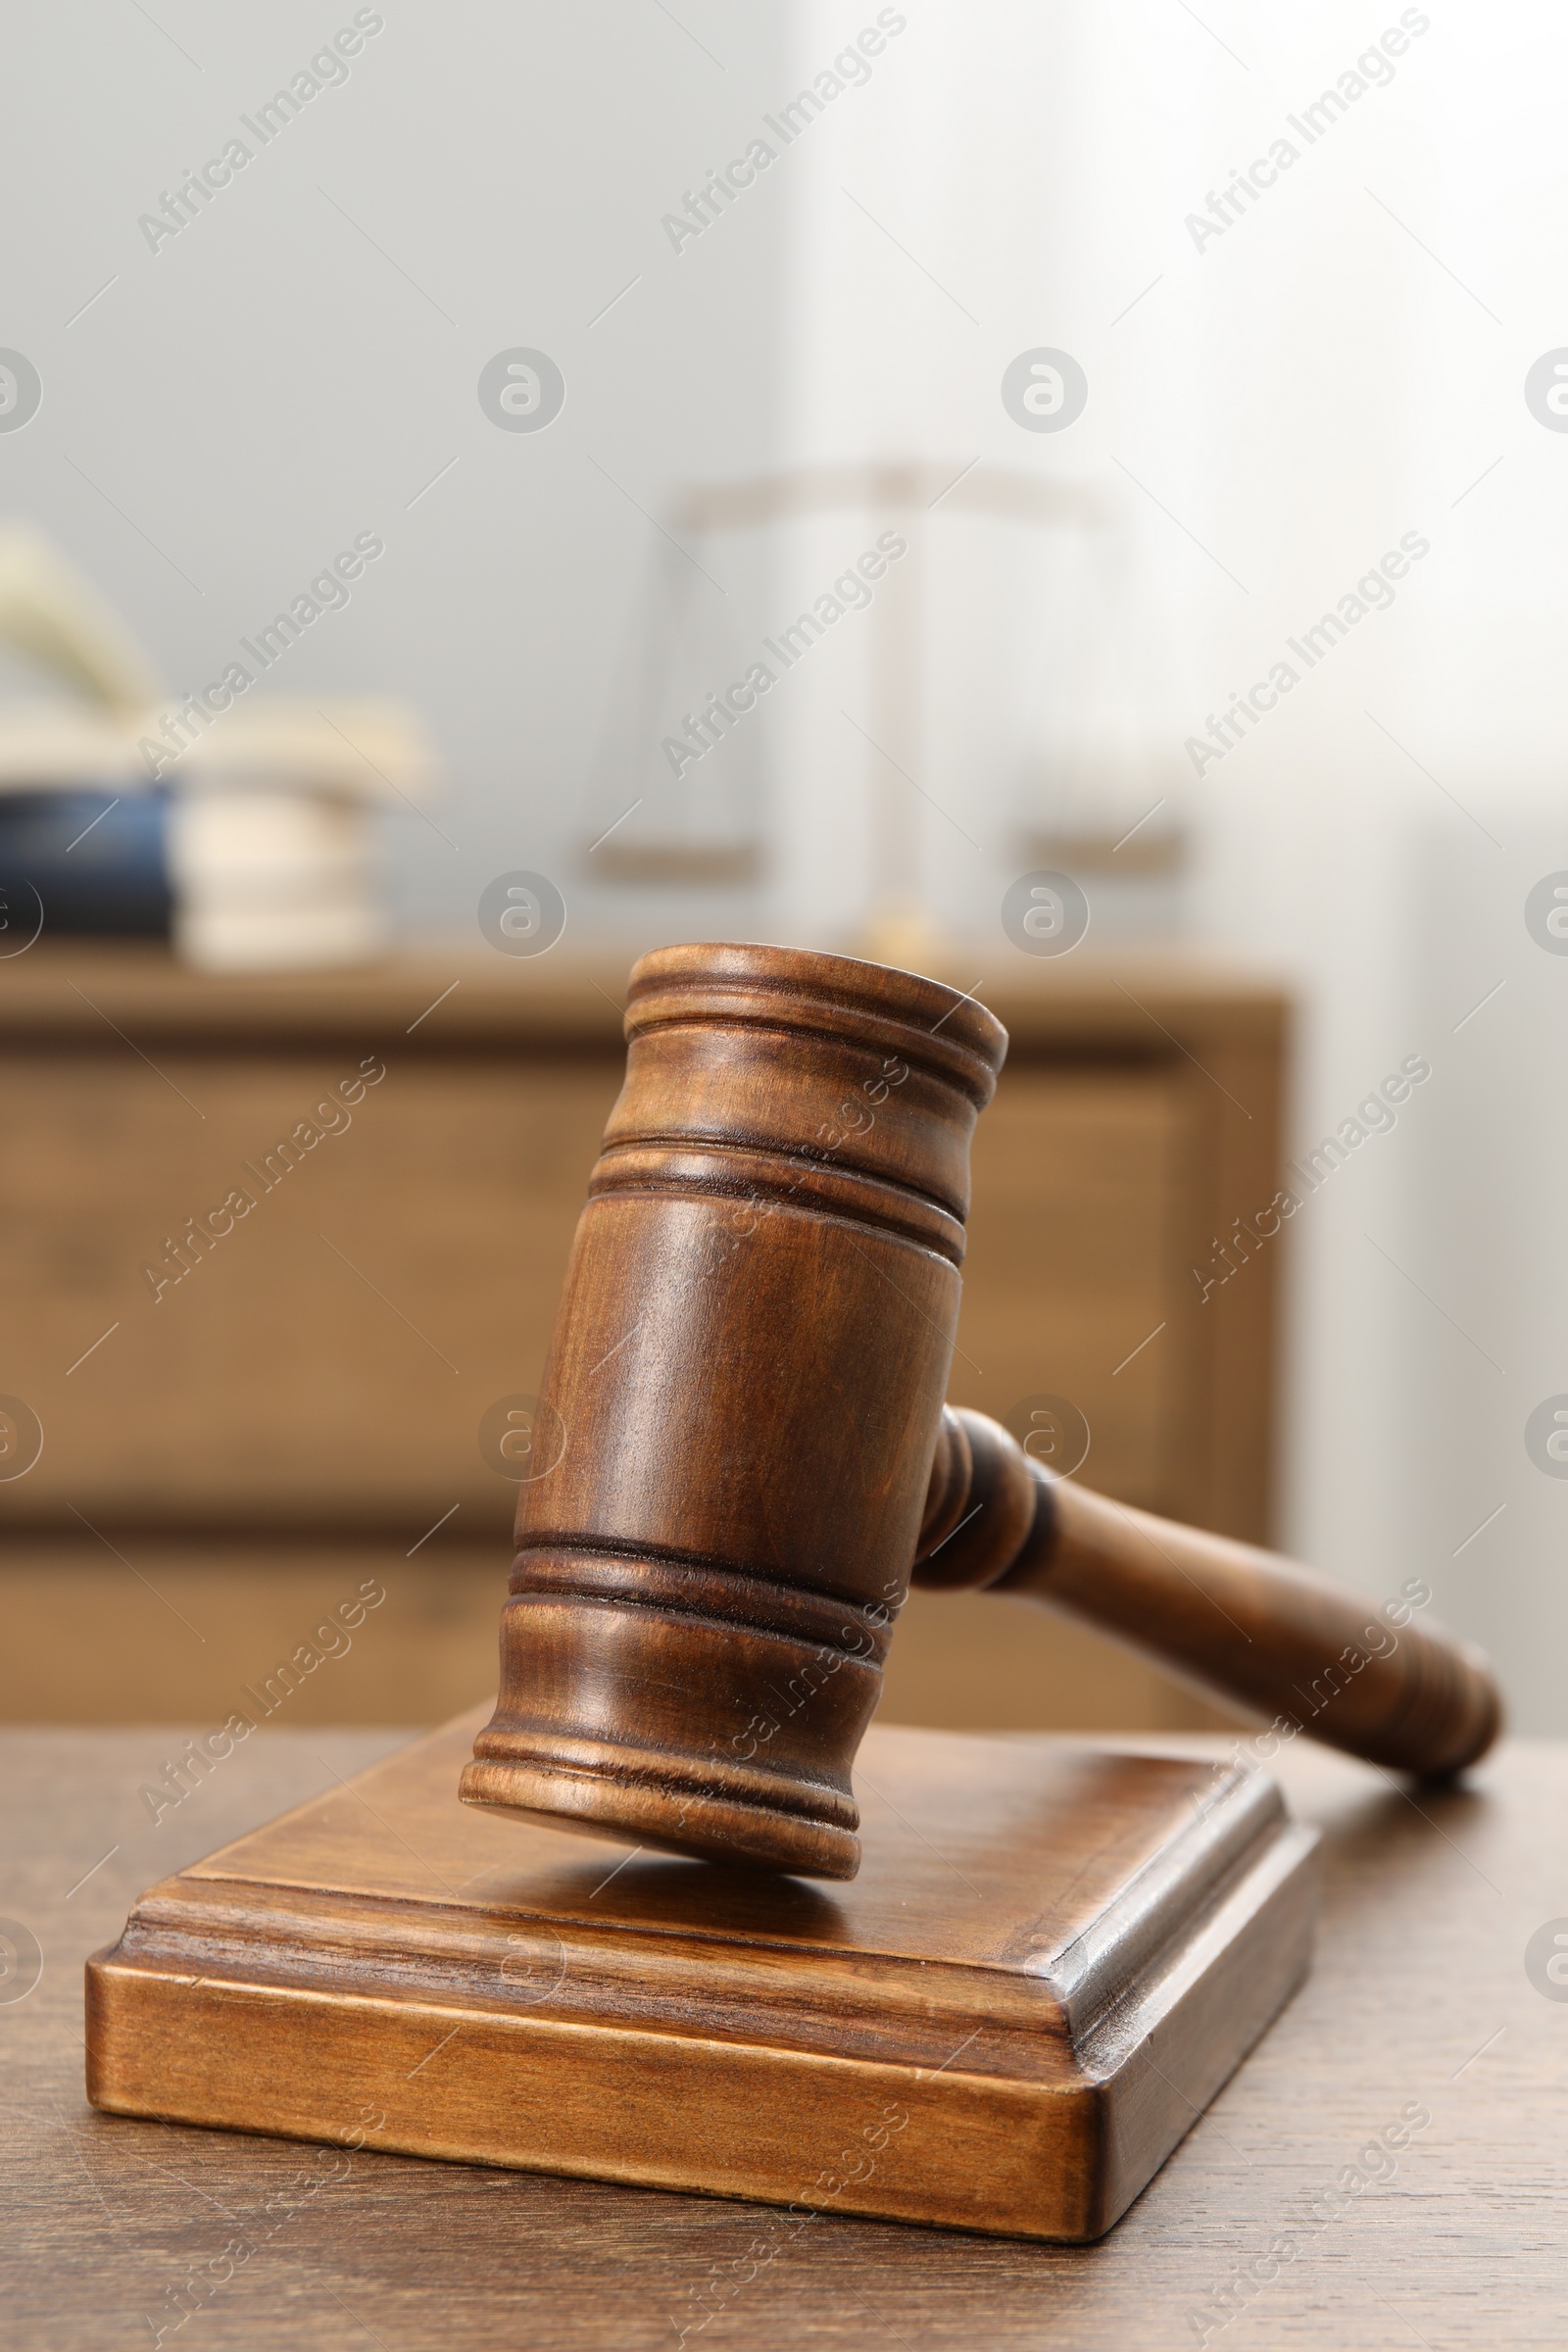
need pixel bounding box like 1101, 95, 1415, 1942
165, 704, 432, 970
0, 528, 437, 968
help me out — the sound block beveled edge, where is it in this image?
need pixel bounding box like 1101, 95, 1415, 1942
84, 1711, 1318, 2242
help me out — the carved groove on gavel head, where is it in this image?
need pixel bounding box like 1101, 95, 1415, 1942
462, 941, 1505, 1882
459, 942, 1010, 1881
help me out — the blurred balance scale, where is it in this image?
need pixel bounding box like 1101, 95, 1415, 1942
580, 462, 1188, 963
0, 527, 436, 970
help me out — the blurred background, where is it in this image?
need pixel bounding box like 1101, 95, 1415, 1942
1, 0, 1562, 1741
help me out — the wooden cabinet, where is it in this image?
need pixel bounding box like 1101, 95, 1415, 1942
0, 945, 1286, 1732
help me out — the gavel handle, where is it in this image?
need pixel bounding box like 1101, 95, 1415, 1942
911, 1407, 1502, 1778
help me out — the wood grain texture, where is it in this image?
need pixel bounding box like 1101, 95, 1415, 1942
0, 939, 1288, 1043
0, 1045, 622, 1532
85, 1709, 1316, 2244
463, 945, 1010, 1878
0, 1536, 1246, 1738
0, 944, 1287, 1740
913, 1408, 1502, 1780
5, 1724, 1559, 2349
458, 942, 1485, 1871
945, 1064, 1187, 1511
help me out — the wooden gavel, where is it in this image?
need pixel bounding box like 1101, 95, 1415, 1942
462, 942, 1500, 1878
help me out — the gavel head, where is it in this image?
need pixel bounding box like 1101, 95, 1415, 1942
460, 942, 1008, 1878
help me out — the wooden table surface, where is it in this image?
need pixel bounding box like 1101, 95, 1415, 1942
4, 1725, 1561, 2349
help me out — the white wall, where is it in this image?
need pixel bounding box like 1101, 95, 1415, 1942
2, 0, 794, 948
758, 0, 1568, 1720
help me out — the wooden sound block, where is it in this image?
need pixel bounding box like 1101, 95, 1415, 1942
85, 1707, 1318, 2242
